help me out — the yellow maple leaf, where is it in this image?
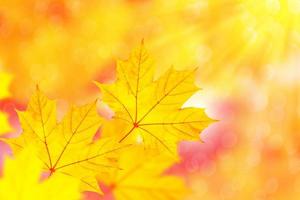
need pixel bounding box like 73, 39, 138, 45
96, 41, 213, 154
97, 146, 188, 200
0, 147, 81, 200
12, 87, 129, 193
0, 72, 12, 136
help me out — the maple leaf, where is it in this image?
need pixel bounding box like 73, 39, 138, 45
96, 147, 188, 200
11, 87, 129, 193
96, 41, 213, 154
0, 147, 81, 200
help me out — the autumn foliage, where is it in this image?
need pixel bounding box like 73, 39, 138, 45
0, 43, 212, 199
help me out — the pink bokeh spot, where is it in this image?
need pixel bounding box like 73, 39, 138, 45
0, 98, 25, 138
97, 102, 114, 120
0, 140, 13, 176
84, 181, 115, 200
40, 170, 52, 182
169, 98, 241, 176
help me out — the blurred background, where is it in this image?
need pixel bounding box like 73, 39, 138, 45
0, 0, 300, 199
